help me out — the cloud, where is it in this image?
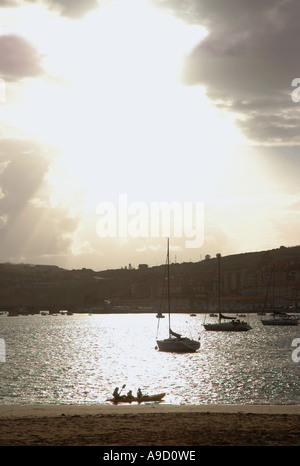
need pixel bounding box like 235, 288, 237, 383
0, 34, 44, 80
0, 138, 79, 263
41, 0, 100, 18
0, 0, 18, 6
0, 0, 100, 18
153, 0, 300, 145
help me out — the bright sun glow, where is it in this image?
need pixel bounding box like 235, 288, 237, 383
0, 0, 246, 211
1, 0, 298, 270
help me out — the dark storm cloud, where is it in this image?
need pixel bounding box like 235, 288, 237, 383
153, 0, 300, 145
0, 35, 44, 80
0, 139, 78, 261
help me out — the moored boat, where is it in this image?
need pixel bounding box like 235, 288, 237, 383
204, 317, 251, 332
260, 265, 299, 326
203, 254, 251, 332
156, 239, 200, 353
261, 313, 299, 326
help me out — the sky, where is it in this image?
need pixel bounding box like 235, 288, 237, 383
0, 0, 299, 270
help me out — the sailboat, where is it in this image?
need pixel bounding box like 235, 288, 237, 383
262, 312, 299, 326
203, 254, 252, 332
261, 265, 299, 326
156, 239, 200, 353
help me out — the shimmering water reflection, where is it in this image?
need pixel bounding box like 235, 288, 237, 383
0, 313, 299, 405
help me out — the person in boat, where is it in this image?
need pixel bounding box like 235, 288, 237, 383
113, 387, 121, 401
137, 388, 143, 400
127, 390, 133, 398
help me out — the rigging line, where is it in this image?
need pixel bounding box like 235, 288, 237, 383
167, 237, 170, 309
262, 263, 274, 313
157, 250, 168, 338
159, 250, 168, 312
156, 317, 160, 337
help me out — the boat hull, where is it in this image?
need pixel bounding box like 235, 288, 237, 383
107, 393, 166, 404
261, 319, 298, 326
156, 337, 200, 353
204, 322, 251, 332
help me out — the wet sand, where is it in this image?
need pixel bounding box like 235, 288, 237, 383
1, 404, 299, 446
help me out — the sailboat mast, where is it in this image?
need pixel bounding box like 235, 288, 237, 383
262, 264, 274, 314
167, 238, 171, 336
217, 253, 221, 322
272, 264, 275, 314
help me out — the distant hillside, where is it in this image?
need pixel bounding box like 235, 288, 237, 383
0, 245, 300, 312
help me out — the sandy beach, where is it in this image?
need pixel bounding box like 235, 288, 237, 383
0, 404, 299, 446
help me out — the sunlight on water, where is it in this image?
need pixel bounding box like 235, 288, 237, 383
0, 313, 299, 405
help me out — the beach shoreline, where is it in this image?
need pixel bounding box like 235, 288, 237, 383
1, 403, 300, 418
1, 404, 299, 446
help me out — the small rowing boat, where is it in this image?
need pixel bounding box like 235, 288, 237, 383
106, 392, 166, 404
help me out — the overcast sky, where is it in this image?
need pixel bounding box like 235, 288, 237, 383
0, 0, 299, 270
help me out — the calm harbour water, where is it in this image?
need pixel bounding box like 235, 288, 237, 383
0, 313, 299, 406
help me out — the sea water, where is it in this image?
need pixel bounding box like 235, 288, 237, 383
0, 313, 299, 406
